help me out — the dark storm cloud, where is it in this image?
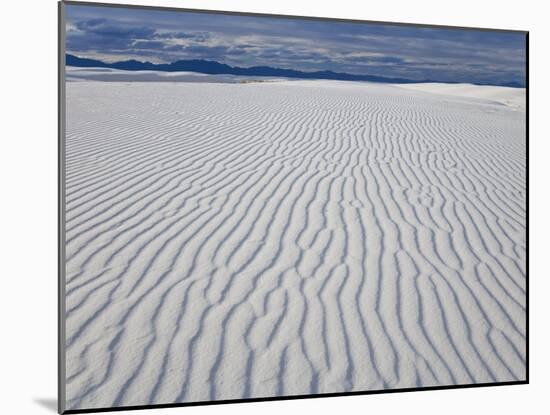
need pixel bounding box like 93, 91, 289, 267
74, 18, 155, 38
131, 40, 165, 49
154, 31, 210, 42
65, 4, 526, 86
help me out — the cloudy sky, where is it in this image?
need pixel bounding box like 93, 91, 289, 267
65, 4, 526, 86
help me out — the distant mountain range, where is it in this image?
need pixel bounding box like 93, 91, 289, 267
66, 54, 524, 88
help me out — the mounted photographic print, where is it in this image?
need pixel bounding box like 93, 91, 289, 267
58, 1, 528, 413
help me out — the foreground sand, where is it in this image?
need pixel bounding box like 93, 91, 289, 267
64, 79, 526, 410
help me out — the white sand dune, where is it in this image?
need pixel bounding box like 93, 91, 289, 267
66, 66, 283, 83
64, 79, 526, 411
395, 82, 526, 110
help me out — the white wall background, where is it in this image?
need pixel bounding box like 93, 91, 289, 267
0, 0, 544, 413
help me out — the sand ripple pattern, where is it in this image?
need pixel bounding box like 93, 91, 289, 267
64, 81, 526, 410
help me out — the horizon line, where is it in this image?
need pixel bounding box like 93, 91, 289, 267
65, 53, 526, 88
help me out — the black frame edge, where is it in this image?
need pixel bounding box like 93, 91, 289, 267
58, 1, 67, 414
525, 30, 529, 384
61, 0, 528, 34
62, 381, 528, 414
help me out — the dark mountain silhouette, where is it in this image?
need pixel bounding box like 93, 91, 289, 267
66, 54, 524, 88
